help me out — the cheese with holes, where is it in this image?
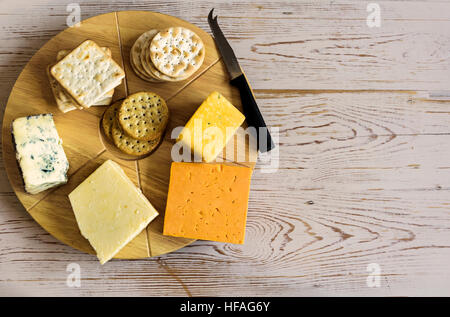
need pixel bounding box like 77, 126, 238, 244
12, 114, 69, 194
163, 162, 253, 244
68, 160, 158, 264
177, 91, 245, 162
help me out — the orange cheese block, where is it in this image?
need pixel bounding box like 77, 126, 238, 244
163, 162, 253, 244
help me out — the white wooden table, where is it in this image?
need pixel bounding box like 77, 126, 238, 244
1, 0, 450, 296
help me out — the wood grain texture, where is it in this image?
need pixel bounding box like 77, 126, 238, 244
2, 0, 450, 91
1, 0, 450, 297
1, 12, 122, 210
2, 11, 249, 261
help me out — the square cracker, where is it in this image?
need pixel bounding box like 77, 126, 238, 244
57, 48, 114, 106
48, 47, 115, 113
47, 65, 80, 113
52, 47, 114, 111
50, 40, 124, 108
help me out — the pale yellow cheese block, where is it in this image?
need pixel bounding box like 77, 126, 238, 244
68, 160, 159, 264
177, 91, 245, 162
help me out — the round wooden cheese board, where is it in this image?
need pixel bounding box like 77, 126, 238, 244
2, 11, 256, 260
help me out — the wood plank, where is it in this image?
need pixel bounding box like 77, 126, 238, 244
2, 92, 450, 294
1, 0, 450, 297
1, 1, 450, 91
214, 1, 450, 90
2, 136, 450, 295
2, 108, 450, 295
252, 90, 450, 170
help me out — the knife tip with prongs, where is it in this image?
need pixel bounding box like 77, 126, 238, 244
208, 8, 217, 24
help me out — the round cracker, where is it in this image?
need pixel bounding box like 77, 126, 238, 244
150, 27, 205, 78
102, 100, 122, 140
117, 92, 169, 141
141, 34, 190, 82
111, 118, 161, 156
130, 30, 163, 82
130, 51, 162, 82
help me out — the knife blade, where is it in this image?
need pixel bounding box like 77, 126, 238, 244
208, 8, 275, 153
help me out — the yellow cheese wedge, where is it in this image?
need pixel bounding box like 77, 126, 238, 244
177, 91, 245, 162
68, 160, 158, 264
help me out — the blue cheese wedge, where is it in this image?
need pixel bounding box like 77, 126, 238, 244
12, 114, 69, 194
68, 160, 159, 264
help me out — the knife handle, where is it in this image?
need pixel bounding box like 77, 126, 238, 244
230, 74, 275, 152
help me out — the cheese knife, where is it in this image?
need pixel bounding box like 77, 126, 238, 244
208, 8, 275, 152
